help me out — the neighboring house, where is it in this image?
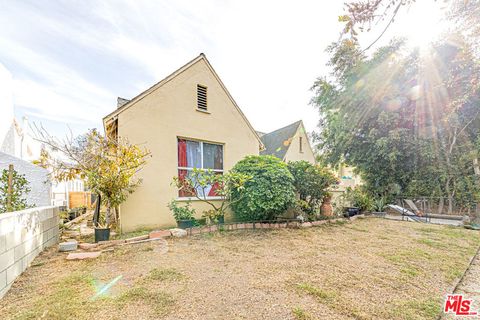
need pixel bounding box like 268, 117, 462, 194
335, 163, 362, 191
0, 64, 43, 162
0, 64, 51, 208
103, 54, 263, 231
259, 120, 362, 193
0, 151, 51, 207
259, 120, 316, 164
0, 63, 83, 208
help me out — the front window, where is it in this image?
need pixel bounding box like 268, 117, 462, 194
177, 138, 223, 198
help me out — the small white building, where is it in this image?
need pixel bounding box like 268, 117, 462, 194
0, 151, 51, 207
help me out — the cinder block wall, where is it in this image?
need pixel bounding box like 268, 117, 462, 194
0, 206, 59, 298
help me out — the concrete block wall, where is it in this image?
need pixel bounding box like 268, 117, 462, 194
0, 206, 59, 299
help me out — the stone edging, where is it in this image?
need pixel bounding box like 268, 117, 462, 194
72, 215, 367, 252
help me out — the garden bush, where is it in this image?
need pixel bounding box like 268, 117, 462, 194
230, 155, 295, 221
287, 161, 338, 216
343, 187, 373, 213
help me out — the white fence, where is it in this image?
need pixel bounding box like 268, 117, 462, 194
0, 206, 59, 298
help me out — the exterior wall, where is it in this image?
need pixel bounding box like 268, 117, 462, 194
116, 59, 260, 231
336, 164, 362, 191
0, 151, 51, 207
283, 125, 316, 163
0, 206, 59, 298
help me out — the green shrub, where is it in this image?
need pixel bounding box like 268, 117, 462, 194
373, 196, 387, 212
287, 161, 338, 215
167, 200, 196, 221
344, 187, 373, 212
230, 155, 295, 221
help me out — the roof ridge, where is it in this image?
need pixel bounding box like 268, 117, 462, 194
263, 120, 302, 137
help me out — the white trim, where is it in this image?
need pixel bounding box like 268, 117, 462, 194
200, 141, 204, 169
176, 196, 223, 201
196, 108, 211, 114
178, 167, 223, 172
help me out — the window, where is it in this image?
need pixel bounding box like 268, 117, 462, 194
299, 136, 303, 153
197, 84, 207, 111
177, 138, 223, 198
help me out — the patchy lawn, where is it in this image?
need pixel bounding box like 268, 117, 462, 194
1, 218, 479, 320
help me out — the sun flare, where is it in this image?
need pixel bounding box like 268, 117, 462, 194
399, 0, 449, 49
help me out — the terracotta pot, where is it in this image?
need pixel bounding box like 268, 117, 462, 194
320, 196, 333, 217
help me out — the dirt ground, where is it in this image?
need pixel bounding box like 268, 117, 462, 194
1, 217, 479, 320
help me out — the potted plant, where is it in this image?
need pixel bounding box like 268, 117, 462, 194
172, 168, 251, 225
168, 200, 196, 229
320, 192, 334, 217
34, 129, 150, 241
203, 209, 224, 225
94, 212, 111, 242
372, 196, 387, 216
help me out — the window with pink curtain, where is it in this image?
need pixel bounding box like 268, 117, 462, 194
177, 138, 223, 198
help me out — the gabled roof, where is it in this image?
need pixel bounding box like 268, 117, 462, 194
260, 120, 303, 159
103, 53, 264, 149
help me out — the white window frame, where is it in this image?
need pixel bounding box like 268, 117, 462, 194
177, 138, 224, 201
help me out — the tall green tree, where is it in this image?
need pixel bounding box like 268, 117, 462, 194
312, 36, 480, 210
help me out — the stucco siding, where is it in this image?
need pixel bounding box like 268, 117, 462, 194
116, 59, 260, 231
283, 126, 316, 163
0, 152, 51, 207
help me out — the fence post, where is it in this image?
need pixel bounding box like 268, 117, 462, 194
6, 164, 13, 212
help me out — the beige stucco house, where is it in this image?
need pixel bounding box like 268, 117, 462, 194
103, 54, 263, 231
258, 120, 316, 164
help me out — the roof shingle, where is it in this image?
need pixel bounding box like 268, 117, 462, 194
260, 120, 302, 160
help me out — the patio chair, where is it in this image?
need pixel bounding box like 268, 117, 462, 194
404, 199, 425, 216
387, 204, 424, 222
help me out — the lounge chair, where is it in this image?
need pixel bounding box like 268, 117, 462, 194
387, 204, 425, 222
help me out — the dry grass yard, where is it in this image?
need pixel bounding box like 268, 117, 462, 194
1, 218, 480, 320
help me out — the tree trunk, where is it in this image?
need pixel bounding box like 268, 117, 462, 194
6, 164, 13, 212
445, 178, 453, 215
438, 196, 444, 214
106, 205, 111, 227
93, 193, 101, 227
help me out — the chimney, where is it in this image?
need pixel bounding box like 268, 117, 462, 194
117, 97, 130, 109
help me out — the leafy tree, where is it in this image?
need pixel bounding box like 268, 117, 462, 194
312, 36, 480, 211
172, 168, 251, 222
287, 161, 338, 214
338, 1, 480, 50
35, 128, 150, 227
230, 155, 295, 221
0, 168, 32, 213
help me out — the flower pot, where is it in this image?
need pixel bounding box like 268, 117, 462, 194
177, 219, 194, 229
94, 228, 110, 242
217, 215, 225, 224
320, 196, 333, 217
373, 211, 386, 217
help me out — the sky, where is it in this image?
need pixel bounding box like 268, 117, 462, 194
0, 0, 446, 138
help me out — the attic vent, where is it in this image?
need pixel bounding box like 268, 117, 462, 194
197, 84, 207, 111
